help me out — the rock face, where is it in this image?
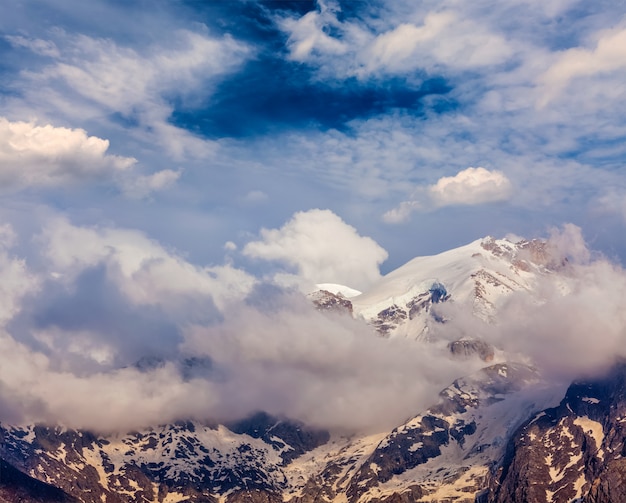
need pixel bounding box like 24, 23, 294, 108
0, 456, 79, 502
484, 363, 626, 503
307, 289, 353, 315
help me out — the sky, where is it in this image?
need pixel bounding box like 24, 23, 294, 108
1, 0, 626, 433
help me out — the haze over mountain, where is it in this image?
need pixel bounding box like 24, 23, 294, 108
1, 229, 626, 502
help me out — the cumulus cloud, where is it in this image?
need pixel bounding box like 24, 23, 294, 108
0, 218, 624, 434
39, 218, 256, 312
429, 167, 513, 206
384, 167, 512, 223
0, 118, 135, 188
243, 209, 388, 290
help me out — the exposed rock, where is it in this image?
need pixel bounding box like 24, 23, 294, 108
308, 289, 353, 314
449, 339, 495, 362
0, 456, 79, 502
485, 362, 626, 503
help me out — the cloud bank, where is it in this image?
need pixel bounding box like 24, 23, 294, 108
0, 214, 624, 434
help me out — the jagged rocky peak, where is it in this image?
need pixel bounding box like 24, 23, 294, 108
308, 289, 353, 314
480, 235, 560, 272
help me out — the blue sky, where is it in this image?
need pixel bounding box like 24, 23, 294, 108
0, 0, 626, 430
2, 0, 625, 272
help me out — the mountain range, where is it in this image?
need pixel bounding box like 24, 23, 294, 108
1, 235, 623, 503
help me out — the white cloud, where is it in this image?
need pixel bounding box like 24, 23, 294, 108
0, 227, 40, 325
119, 168, 182, 199
384, 167, 512, 223
537, 26, 626, 107
382, 201, 421, 224
243, 209, 388, 290
40, 218, 256, 311
429, 167, 513, 206
5, 35, 60, 58
279, 5, 513, 78
282, 5, 348, 61
362, 11, 513, 74
0, 117, 135, 188
43, 30, 248, 116
9, 29, 250, 160
181, 296, 475, 432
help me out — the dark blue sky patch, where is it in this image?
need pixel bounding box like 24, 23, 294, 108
182, 0, 315, 45
170, 56, 453, 138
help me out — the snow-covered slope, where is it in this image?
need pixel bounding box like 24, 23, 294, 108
349, 236, 556, 339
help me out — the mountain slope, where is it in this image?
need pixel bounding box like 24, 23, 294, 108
484, 362, 626, 503
350, 237, 556, 339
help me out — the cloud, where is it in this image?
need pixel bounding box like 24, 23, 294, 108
282, 4, 348, 61
243, 209, 388, 290
537, 26, 626, 107
384, 167, 512, 223
0, 117, 135, 189
5, 35, 60, 57
6, 28, 250, 160
181, 293, 476, 433
0, 225, 40, 325
362, 11, 513, 75
119, 169, 182, 199
279, 4, 513, 78
429, 167, 513, 206
0, 218, 625, 434
39, 218, 256, 312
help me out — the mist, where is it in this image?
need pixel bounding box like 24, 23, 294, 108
0, 215, 624, 435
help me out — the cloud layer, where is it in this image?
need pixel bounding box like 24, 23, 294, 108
0, 212, 623, 435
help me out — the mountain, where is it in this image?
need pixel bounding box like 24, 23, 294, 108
350, 236, 556, 339
0, 235, 618, 503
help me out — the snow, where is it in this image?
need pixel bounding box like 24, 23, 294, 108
349, 236, 547, 338
82, 446, 111, 490
315, 283, 362, 298
574, 416, 604, 455
162, 491, 188, 503
582, 397, 600, 404
282, 431, 387, 499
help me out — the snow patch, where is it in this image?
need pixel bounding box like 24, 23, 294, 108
582, 397, 600, 404
315, 283, 361, 298
574, 416, 604, 455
